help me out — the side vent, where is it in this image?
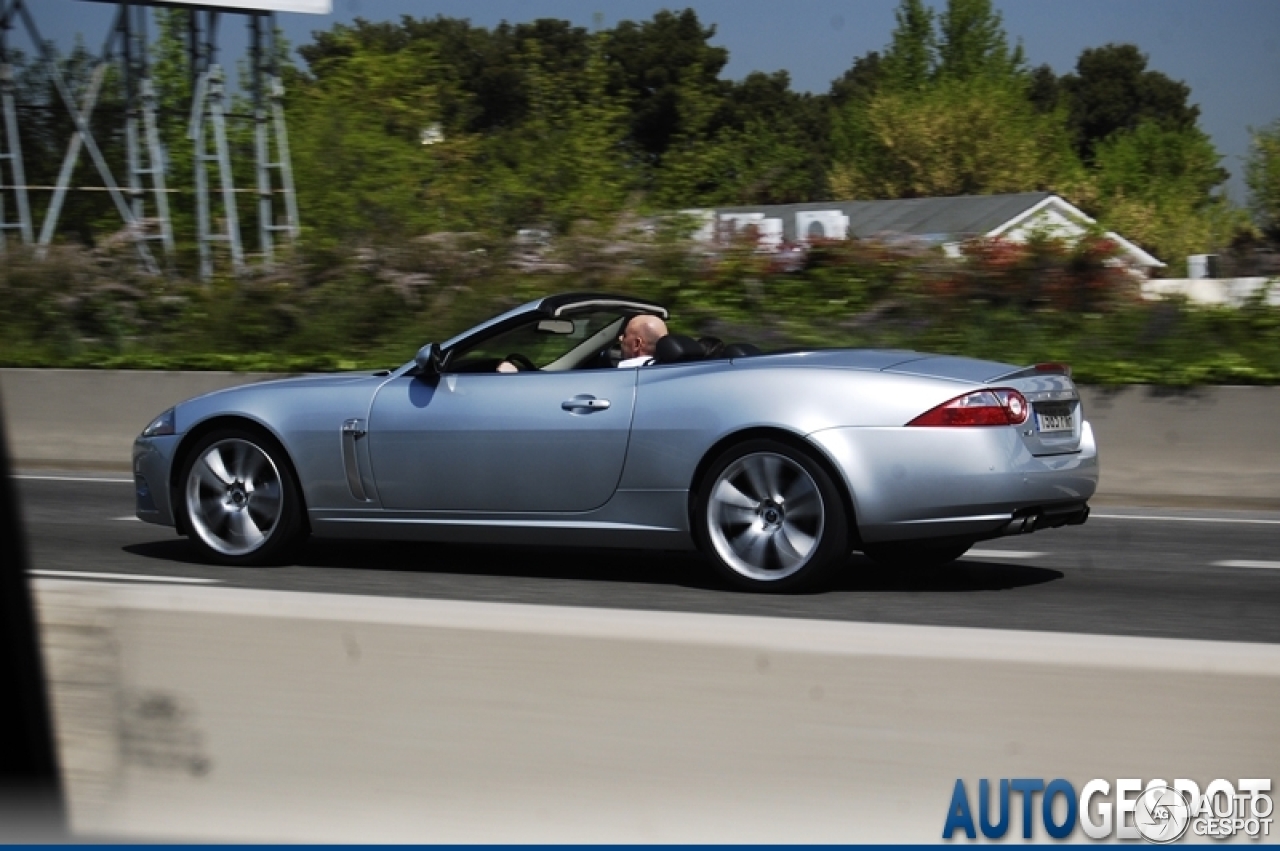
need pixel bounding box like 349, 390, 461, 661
341, 419, 371, 501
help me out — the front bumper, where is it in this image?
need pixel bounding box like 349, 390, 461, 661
133, 434, 181, 527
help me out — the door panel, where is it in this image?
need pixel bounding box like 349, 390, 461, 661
367, 370, 637, 512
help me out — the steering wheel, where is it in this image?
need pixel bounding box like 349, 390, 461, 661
504, 352, 537, 372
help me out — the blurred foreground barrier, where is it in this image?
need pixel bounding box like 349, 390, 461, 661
33, 579, 1280, 842
1, 369, 1278, 506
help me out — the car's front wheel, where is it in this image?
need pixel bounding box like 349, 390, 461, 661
180, 428, 305, 565
695, 439, 849, 592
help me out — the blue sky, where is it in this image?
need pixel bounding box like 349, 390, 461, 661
27, 0, 1280, 203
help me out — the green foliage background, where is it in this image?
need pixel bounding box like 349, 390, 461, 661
3, 0, 1278, 383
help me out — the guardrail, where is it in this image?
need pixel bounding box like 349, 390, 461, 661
2, 369, 1277, 507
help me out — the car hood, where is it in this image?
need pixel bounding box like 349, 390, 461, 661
174, 370, 392, 409
750, 350, 1022, 383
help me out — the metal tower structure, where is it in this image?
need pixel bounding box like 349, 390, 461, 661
0, 0, 324, 277
123, 4, 176, 260
0, 3, 32, 252
249, 12, 300, 267
187, 9, 244, 278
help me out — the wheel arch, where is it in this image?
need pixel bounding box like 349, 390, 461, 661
169, 414, 310, 536
687, 426, 862, 547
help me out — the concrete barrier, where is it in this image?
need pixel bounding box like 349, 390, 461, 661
2, 369, 1277, 507
0, 369, 281, 470
1077, 385, 1279, 507
33, 579, 1280, 842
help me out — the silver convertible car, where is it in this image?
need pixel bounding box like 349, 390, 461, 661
134, 292, 1097, 591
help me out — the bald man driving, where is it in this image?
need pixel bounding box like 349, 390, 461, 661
617, 314, 668, 367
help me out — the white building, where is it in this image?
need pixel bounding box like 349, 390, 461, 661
695, 192, 1165, 276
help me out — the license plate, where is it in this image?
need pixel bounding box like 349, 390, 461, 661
1035, 404, 1074, 433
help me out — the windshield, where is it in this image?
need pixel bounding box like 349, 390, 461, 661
445, 311, 628, 371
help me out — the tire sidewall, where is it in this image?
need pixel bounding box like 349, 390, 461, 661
695, 438, 849, 592
179, 427, 304, 566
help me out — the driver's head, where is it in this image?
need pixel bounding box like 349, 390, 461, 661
619, 314, 668, 360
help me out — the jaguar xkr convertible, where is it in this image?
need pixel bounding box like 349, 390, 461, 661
134, 292, 1097, 591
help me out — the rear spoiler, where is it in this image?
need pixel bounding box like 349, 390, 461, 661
991, 362, 1073, 381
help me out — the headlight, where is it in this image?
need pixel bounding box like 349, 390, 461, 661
140, 408, 176, 438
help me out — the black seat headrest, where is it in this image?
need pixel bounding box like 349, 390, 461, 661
722, 342, 762, 358
653, 334, 705, 364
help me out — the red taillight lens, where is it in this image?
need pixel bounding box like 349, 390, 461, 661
907, 388, 1029, 427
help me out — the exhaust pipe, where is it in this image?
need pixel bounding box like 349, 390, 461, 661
1001, 513, 1041, 535
1066, 505, 1090, 526
1002, 504, 1088, 536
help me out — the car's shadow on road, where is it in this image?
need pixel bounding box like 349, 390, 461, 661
125, 537, 1063, 595
830, 558, 1063, 593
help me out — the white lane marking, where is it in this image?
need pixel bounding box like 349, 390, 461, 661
14, 474, 133, 484
964, 549, 1044, 560
1213, 560, 1280, 570
28, 579, 1280, 676
115, 516, 141, 521
28, 569, 219, 585
1093, 514, 1280, 526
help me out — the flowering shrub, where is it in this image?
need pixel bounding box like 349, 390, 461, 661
952, 234, 1136, 311
0, 231, 1276, 384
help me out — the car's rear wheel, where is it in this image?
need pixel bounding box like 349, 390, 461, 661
695, 439, 849, 592
860, 540, 972, 569
180, 428, 305, 565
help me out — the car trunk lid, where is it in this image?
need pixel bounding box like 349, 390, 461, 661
884, 356, 1085, 456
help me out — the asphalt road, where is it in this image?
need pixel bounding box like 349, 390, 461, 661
16, 473, 1280, 645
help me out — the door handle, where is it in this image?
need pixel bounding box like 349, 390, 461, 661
561, 396, 611, 412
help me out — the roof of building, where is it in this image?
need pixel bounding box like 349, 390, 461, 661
709, 191, 1165, 268
716, 191, 1058, 241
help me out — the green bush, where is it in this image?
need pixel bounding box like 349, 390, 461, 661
2, 236, 1277, 385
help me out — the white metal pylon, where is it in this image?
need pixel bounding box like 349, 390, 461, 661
250, 12, 299, 266
123, 5, 174, 259
189, 64, 244, 279
0, 1, 32, 251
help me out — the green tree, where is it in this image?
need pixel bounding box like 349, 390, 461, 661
476, 35, 632, 229
714, 70, 830, 201
828, 51, 883, 107
1060, 43, 1200, 161
829, 0, 1069, 201
880, 0, 934, 92
935, 0, 1025, 81
604, 9, 729, 165
1245, 120, 1280, 238
1027, 63, 1061, 113
288, 32, 444, 243
300, 16, 592, 137
830, 74, 1077, 199
1089, 121, 1246, 270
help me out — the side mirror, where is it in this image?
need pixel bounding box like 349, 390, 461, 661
414, 342, 442, 375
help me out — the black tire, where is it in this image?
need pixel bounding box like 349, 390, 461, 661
860, 540, 972, 569
694, 439, 849, 592
179, 427, 306, 565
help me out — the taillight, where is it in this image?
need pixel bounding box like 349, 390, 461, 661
907, 388, 1029, 427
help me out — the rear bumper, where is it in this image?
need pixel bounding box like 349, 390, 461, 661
809, 421, 1099, 544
